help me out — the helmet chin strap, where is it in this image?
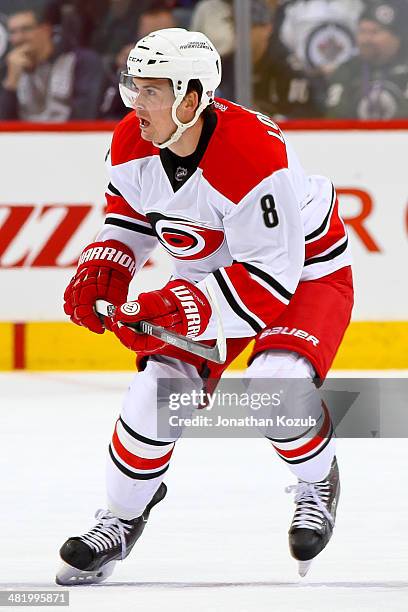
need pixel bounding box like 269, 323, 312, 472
153, 94, 208, 149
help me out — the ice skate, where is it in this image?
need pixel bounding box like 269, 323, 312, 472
56, 483, 167, 585
286, 458, 340, 577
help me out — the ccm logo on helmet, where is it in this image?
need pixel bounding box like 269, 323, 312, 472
79, 246, 136, 275
170, 285, 202, 337
260, 327, 320, 347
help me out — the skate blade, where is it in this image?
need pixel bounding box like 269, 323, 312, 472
55, 559, 116, 585
298, 559, 312, 577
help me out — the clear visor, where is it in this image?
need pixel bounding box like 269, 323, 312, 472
119, 71, 176, 112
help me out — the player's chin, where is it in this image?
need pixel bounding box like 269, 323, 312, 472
139, 129, 154, 142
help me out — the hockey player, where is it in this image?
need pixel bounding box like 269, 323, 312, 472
56, 28, 353, 584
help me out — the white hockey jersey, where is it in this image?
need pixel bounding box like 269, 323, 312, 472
97, 99, 351, 340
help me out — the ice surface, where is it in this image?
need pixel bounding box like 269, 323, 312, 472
0, 372, 407, 612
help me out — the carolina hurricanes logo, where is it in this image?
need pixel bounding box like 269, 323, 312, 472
147, 213, 225, 260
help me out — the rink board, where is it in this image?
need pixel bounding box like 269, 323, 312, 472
1, 320, 407, 371
0, 120, 407, 370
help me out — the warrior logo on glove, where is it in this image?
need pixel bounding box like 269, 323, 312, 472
168, 284, 203, 337
111, 280, 212, 354
63, 240, 136, 334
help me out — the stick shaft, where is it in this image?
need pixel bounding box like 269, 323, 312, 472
94, 299, 226, 363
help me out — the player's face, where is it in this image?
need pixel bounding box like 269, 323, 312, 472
130, 78, 177, 145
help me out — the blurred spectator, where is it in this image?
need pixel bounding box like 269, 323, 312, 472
191, 0, 235, 58
99, 2, 177, 120
0, 11, 8, 63
191, 1, 278, 102
173, 0, 199, 5
271, 0, 365, 77
91, 0, 153, 60
265, 0, 366, 113
171, 0, 200, 29
0, 2, 105, 120
327, 0, 408, 119
138, 2, 178, 38
44, 1, 110, 48
191, 0, 321, 116
253, 3, 323, 118
0, 0, 48, 16
190, 0, 248, 99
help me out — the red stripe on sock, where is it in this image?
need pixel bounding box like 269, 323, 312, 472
13, 323, 26, 369
112, 427, 173, 470
272, 403, 331, 459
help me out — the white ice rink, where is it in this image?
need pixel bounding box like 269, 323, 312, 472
0, 371, 407, 612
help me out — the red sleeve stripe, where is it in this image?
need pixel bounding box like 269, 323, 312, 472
216, 264, 288, 331
240, 262, 293, 302
305, 185, 336, 243
305, 201, 347, 260
213, 269, 263, 333
305, 236, 349, 267
246, 271, 291, 306
105, 192, 149, 223
104, 216, 156, 236
105, 212, 152, 227
107, 182, 122, 196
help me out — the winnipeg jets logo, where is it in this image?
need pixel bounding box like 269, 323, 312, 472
358, 83, 399, 119
147, 212, 225, 260
305, 22, 354, 69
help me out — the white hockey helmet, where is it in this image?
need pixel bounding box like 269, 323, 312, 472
119, 28, 222, 148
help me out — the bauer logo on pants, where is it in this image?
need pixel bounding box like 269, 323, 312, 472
260, 326, 320, 346
121, 302, 141, 315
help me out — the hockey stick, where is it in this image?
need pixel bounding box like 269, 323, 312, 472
94, 281, 227, 364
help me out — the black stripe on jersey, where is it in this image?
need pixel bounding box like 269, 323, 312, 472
305, 185, 335, 242
119, 416, 172, 447
266, 418, 321, 443
304, 237, 348, 267
275, 423, 333, 464
213, 269, 262, 333
105, 216, 155, 236
108, 445, 170, 480
240, 262, 293, 301
107, 182, 122, 197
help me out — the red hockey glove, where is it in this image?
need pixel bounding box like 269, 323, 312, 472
110, 280, 211, 354
64, 240, 136, 334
